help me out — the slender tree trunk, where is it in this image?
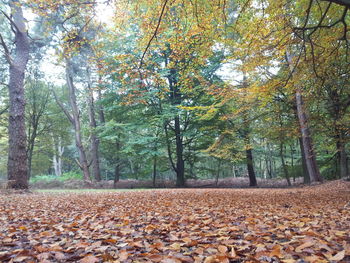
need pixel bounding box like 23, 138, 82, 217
174, 115, 185, 187
295, 90, 322, 183
114, 164, 120, 188
246, 147, 257, 186
27, 141, 34, 179
215, 159, 221, 186
298, 137, 310, 184
290, 144, 296, 182
280, 142, 291, 186
232, 165, 236, 178
52, 137, 64, 177
97, 89, 105, 124
114, 141, 121, 188
243, 128, 257, 186
66, 59, 90, 181
6, 1, 30, 189
153, 156, 157, 187
87, 74, 101, 181
244, 133, 257, 186
265, 144, 272, 179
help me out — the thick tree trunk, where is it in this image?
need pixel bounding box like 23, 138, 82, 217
87, 69, 101, 181
66, 60, 91, 181
6, 1, 30, 189
295, 90, 322, 183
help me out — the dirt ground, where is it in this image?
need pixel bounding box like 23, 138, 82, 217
0, 180, 349, 262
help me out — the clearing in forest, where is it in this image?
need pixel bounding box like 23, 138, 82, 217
0, 181, 350, 263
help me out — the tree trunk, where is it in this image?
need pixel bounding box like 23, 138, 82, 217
246, 147, 257, 186
336, 136, 348, 178
153, 156, 157, 187
66, 59, 90, 181
243, 130, 257, 186
174, 115, 185, 187
165, 53, 186, 187
97, 89, 105, 124
27, 141, 34, 179
6, 1, 30, 189
290, 144, 296, 182
298, 137, 310, 184
114, 141, 121, 188
280, 142, 291, 186
87, 68, 101, 181
215, 159, 221, 187
295, 90, 322, 183
52, 136, 64, 177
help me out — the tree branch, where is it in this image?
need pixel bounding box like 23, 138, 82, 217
0, 33, 12, 64
139, 0, 168, 68
51, 88, 74, 124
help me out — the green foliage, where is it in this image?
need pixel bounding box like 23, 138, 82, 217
30, 172, 83, 184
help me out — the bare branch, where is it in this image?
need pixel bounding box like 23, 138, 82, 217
51, 88, 74, 125
323, 0, 350, 8
0, 9, 20, 33
139, 0, 169, 68
0, 33, 12, 64
0, 105, 9, 115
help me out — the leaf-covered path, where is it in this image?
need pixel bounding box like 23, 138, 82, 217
1, 181, 350, 263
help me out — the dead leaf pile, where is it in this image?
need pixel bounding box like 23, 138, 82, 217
0, 180, 349, 262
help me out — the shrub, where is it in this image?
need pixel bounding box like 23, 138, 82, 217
30, 172, 83, 184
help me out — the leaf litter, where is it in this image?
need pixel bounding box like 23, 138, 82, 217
0, 180, 349, 262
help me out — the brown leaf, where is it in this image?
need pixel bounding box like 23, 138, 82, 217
295, 241, 314, 253
218, 245, 228, 253
330, 250, 345, 261
79, 255, 99, 263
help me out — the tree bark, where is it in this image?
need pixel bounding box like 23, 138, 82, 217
215, 159, 221, 187
336, 135, 348, 178
5, 0, 30, 189
174, 115, 185, 187
298, 137, 311, 184
295, 90, 322, 183
246, 146, 257, 186
153, 156, 157, 187
52, 136, 64, 177
114, 141, 121, 188
97, 89, 105, 124
87, 67, 101, 181
280, 142, 291, 186
165, 61, 186, 187
244, 131, 257, 186
65, 59, 91, 181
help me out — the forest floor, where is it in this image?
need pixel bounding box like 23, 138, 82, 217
0, 180, 349, 263
31, 176, 305, 189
